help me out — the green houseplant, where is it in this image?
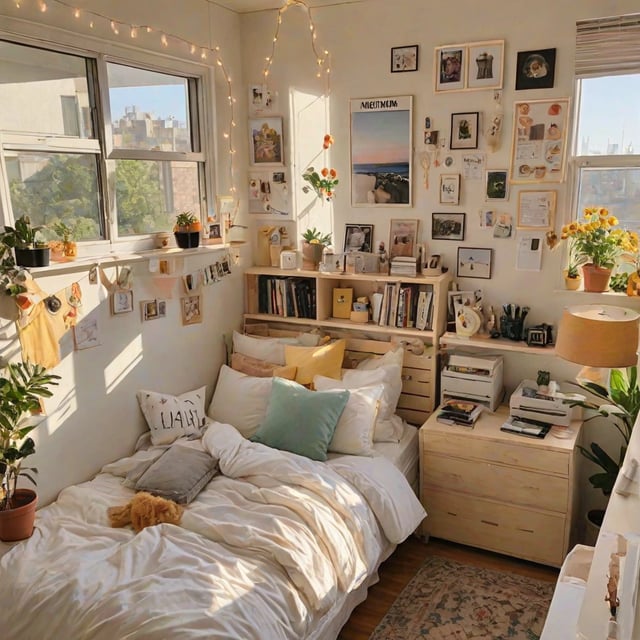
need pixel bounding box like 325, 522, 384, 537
301, 227, 332, 270
2, 215, 50, 268
0, 361, 60, 541
51, 220, 79, 261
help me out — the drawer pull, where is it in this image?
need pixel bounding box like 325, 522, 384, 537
446, 511, 458, 517
481, 519, 499, 527
517, 528, 535, 534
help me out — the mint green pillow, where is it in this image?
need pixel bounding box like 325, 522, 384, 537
251, 377, 349, 461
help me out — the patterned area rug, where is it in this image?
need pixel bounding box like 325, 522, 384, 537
369, 556, 554, 639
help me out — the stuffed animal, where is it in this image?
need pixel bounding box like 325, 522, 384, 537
108, 492, 184, 533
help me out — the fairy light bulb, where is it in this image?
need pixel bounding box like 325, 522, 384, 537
73, 8, 80, 18
39, 1, 47, 12
130, 27, 138, 38
15, 1, 21, 7
200, 49, 207, 59
146, 27, 152, 33
160, 34, 168, 47
190, 44, 196, 55
89, 20, 94, 28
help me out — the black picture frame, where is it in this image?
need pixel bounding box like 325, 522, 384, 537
344, 224, 374, 253
515, 48, 556, 91
432, 212, 465, 241
456, 247, 493, 279
391, 45, 418, 73
450, 112, 479, 150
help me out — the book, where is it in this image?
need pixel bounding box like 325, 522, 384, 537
438, 398, 484, 425
500, 415, 551, 439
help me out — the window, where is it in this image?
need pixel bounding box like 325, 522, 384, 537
0, 39, 209, 247
573, 16, 640, 231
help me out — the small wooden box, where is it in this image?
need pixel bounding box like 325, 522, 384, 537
332, 287, 353, 319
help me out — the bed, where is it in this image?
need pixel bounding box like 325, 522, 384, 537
0, 334, 426, 639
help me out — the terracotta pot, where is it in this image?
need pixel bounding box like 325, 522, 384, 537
582, 263, 612, 293
563, 270, 582, 291
0, 488, 37, 542
301, 242, 324, 270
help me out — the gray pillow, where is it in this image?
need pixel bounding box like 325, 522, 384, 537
135, 445, 219, 504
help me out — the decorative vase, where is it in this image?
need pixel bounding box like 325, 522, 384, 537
63, 240, 77, 259
0, 488, 37, 542
582, 263, 612, 293
301, 242, 324, 270
14, 247, 50, 268
563, 270, 582, 291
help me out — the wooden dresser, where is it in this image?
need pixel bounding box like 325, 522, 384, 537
419, 405, 582, 567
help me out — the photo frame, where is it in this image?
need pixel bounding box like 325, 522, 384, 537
432, 212, 465, 241
350, 95, 412, 206
249, 116, 283, 166
249, 83, 273, 112
182, 295, 202, 326
515, 48, 556, 91
439, 173, 460, 205
389, 219, 419, 260
457, 247, 493, 279
517, 190, 557, 230
207, 223, 222, 245
510, 98, 569, 183
450, 112, 479, 150
141, 299, 167, 321
434, 44, 466, 92
344, 224, 374, 253
466, 40, 504, 90
485, 169, 509, 201
391, 45, 418, 72
111, 289, 134, 315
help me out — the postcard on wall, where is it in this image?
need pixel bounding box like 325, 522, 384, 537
350, 96, 412, 207
249, 117, 284, 166
517, 190, 556, 230
510, 98, 569, 183
434, 45, 466, 92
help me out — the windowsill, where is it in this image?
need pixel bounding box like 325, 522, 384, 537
29, 244, 231, 277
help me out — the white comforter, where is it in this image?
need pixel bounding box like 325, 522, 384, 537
0, 422, 425, 639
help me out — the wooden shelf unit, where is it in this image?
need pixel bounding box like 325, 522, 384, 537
440, 332, 556, 355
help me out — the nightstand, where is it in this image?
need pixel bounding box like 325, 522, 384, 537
419, 405, 582, 567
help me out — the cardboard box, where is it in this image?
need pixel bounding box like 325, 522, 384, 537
332, 287, 353, 319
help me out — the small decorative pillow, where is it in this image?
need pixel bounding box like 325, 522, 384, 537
233, 331, 287, 365
207, 365, 273, 438
314, 375, 383, 456
135, 443, 219, 504
284, 339, 346, 386
137, 386, 207, 446
251, 377, 349, 461
231, 352, 297, 379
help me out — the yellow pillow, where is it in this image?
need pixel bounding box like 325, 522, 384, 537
284, 339, 346, 386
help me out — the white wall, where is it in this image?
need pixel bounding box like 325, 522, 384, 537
0, 0, 247, 505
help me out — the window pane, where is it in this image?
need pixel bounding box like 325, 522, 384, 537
7, 151, 102, 239
0, 40, 93, 138
114, 160, 200, 236
577, 75, 640, 155
107, 63, 192, 152
577, 166, 640, 231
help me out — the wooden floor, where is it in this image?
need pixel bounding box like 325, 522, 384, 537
338, 535, 559, 640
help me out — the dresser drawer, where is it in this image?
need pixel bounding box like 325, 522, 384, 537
423, 454, 568, 513
423, 431, 569, 476
423, 489, 566, 566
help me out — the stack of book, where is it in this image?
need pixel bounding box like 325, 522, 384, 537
389, 256, 418, 276
436, 398, 484, 427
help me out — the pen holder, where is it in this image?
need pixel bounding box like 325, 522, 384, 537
500, 315, 524, 341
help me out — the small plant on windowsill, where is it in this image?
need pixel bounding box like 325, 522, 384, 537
173, 211, 202, 249
0, 215, 50, 270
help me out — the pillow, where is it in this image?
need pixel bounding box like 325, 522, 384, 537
137, 386, 207, 446
284, 339, 346, 385
356, 346, 405, 370
314, 375, 383, 456
207, 365, 273, 438
231, 352, 297, 379
233, 331, 286, 365
251, 377, 349, 461
135, 443, 219, 504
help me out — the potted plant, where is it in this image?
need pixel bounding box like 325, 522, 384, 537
0, 360, 60, 541
301, 227, 332, 270
51, 220, 79, 261
173, 211, 201, 249
2, 215, 50, 268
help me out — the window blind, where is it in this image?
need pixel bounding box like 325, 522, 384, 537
576, 14, 640, 77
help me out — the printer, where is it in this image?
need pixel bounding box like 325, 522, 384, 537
440, 353, 504, 412
509, 379, 583, 426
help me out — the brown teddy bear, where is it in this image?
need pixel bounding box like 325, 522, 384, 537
108, 492, 184, 533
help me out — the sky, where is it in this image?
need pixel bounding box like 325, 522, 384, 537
109, 85, 187, 122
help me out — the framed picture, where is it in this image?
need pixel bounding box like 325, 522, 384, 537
350, 96, 412, 206
450, 112, 479, 150
515, 48, 556, 91
510, 98, 569, 183
424, 130, 439, 146
182, 295, 202, 326
207, 223, 223, 245
141, 299, 167, 321
391, 45, 418, 72
517, 190, 557, 230
434, 44, 466, 92
389, 219, 419, 260
249, 83, 273, 112
344, 224, 374, 253
457, 247, 493, 279
466, 40, 504, 90
111, 289, 134, 315
439, 173, 460, 205
485, 169, 509, 201
432, 212, 465, 241
249, 116, 283, 166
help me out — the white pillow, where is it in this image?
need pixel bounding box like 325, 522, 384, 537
314, 376, 383, 456
207, 365, 272, 438
137, 386, 207, 446
233, 331, 286, 365
356, 346, 405, 370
